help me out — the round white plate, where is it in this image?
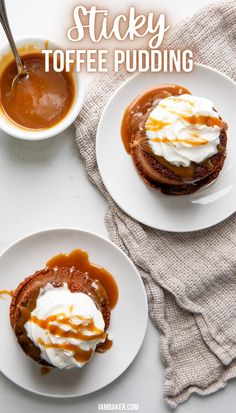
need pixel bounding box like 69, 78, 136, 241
96, 64, 236, 232
0, 228, 148, 397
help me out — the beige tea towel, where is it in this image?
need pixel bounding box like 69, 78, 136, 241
75, 0, 236, 407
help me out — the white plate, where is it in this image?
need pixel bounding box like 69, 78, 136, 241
96, 64, 236, 232
0, 228, 148, 398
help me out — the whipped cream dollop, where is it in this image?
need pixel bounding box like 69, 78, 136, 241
145, 94, 223, 167
25, 283, 105, 369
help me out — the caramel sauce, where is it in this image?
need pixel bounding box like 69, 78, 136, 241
38, 338, 94, 363
74, 348, 93, 363
96, 336, 113, 353
40, 367, 51, 376
145, 117, 170, 131
191, 132, 199, 138
171, 96, 196, 106
30, 314, 106, 342
46, 249, 119, 310
121, 84, 191, 154
139, 138, 196, 180
146, 116, 218, 146
203, 158, 214, 171
183, 114, 222, 128
151, 136, 208, 146
0, 289, 14, 298
159, 105, 223, 129
0, 53, 75, 130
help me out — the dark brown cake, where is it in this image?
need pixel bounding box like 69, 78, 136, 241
10, 267, 111, 366
131, 128, 227, 195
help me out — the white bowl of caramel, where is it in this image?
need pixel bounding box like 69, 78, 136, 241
0, 38, 85, 140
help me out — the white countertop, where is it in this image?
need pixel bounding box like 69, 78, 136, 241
1, 1, 236, 412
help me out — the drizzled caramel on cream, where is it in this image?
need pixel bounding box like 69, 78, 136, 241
151, 136, 209, 146
38, 337, 94, 363
184, 115, 222, 128
145, 107, 223, 145
6, 249, 116, 369
145, 117, 170, 131
171, 96, 196, 106
47, 249, 115, 353
158, 103, 223, 130
31, 309, 107, 364
30, 249, 117, 360
30, 313, 106, 342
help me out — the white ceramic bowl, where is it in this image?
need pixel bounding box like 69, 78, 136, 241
0, 37, 86, 140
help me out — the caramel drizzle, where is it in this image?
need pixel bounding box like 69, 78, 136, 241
183, 114, 222, 128
145, 110, 222, 146
96, 337, 113, 353
171, 97, 196, 106
38, 337, 94, 363
0, 289, 14, 299
158, 104, 223, 129
151, 136, 209, 146
32, 312, 106, 364
145, 117, 170, 131
30, 313, 106, 342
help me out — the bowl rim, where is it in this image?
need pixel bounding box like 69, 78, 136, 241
0, 36, 86, 141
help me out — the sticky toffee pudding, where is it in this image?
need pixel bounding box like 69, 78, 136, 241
8, 249, 118, 369
121, 85, 227, 195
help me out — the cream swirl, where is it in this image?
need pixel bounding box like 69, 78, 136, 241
145, 94, 223, 167
25, 283, 105, 369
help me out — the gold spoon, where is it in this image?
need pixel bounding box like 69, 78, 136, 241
0, 0, 28, 89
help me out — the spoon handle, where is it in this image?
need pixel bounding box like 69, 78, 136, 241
0, 0, 26, 75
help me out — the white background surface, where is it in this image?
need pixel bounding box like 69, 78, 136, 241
1, 1, 236, 412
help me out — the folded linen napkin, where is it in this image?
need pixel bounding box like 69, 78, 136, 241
75, 0, 236, 407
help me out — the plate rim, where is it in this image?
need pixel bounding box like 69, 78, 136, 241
0, 227, 148, 398
96, 63, 236, 232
